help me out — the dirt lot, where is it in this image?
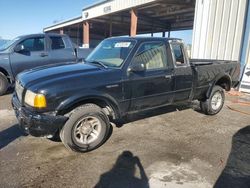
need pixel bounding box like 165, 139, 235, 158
0, 93, 250, 188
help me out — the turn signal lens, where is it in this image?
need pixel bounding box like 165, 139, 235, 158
24, 90, 47, 108
34, 94, 47, 108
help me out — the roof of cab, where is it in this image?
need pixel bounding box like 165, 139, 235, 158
17, 33, 66, 39
107, 36, 183, 42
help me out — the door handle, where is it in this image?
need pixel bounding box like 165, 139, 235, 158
40, 52, 48, 57
165, 75, 172, 79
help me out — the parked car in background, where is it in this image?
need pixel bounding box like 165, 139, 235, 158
12, 37, 240, 153
0, 33, 91, 95
77, 47, 93, 60
0, 39, 10, 47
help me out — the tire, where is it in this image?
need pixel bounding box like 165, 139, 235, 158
0, 73, 8, 96
200, 86, 225, 115
60, 104, 111, 153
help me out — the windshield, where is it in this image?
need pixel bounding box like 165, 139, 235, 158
0, 37, 20, 51
86, 39, 136, 68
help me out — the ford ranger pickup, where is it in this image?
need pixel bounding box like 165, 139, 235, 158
12, 37, 240, 152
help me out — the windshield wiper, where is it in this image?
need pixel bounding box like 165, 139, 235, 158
87, 60, 108, 68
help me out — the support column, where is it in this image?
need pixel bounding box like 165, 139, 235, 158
168, 26, 171, 38
83, 21, 89, 48
77, 23, 80, 46
109, 17, 113, 37
130, 9, 138, 37
60, 28, 64, 34
151, 22, 154, 37
162, 31, 166, 37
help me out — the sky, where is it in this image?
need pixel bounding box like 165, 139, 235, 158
0, 0, 192, 44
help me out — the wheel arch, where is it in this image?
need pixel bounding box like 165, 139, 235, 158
0, 67, 11, 83
56, 95, 121, 120
206, 74, 232, 98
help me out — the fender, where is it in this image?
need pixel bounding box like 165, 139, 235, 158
55, 91, 122, 119
206, 73, 232, 98
0, 54, 15, 83
0, 66, 15, 83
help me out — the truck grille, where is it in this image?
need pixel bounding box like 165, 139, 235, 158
15, 81, 24, 102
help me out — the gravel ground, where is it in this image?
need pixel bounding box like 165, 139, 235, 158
0, 93, 250, 188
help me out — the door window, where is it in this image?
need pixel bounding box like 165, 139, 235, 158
50, 36, 65, 50
132, 42, 168, 70
171, 43, 186, 66
19, 37, 45, 52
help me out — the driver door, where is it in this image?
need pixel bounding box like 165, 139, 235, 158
128, 41, 175, 111
10, 36, 49, 77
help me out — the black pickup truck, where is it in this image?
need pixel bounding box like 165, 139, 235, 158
12, 37, 240, 152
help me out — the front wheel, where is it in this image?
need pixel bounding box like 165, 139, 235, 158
60, 104, 111, 153
200, 86, 225, 115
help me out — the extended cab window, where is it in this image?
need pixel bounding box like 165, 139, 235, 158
19, 37, 44, 52
171, 43, 185, 66
50, 36, 65, 50
133, 42, 168, 70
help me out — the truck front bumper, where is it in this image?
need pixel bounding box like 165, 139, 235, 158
12, 94, 68, 137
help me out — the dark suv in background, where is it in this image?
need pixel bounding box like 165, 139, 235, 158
0, 33, 91, 95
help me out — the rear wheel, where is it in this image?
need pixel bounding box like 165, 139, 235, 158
60, 104, 111, 152
0, 73, 8, 96
200, 86, 225, 115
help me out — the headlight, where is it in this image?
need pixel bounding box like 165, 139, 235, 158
15, 81, 24, 102
24, 90, 47, 108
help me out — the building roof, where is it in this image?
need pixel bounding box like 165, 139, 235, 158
44, 0, 195, 35
44, 16, 83, 32
44, 0, 159, 32
82, 0, 110, 11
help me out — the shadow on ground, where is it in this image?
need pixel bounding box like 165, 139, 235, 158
214, 125, 250, 188
0, 124, 26, 150
94, 151, 149, 188
5, 87, 14, 95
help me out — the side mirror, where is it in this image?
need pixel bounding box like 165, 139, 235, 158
14, 44, 25, 53
129, 62, 146, 72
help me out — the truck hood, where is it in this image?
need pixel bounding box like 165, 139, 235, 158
17, 62, 102, 88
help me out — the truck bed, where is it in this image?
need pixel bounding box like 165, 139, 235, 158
190, 59, 240, 100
